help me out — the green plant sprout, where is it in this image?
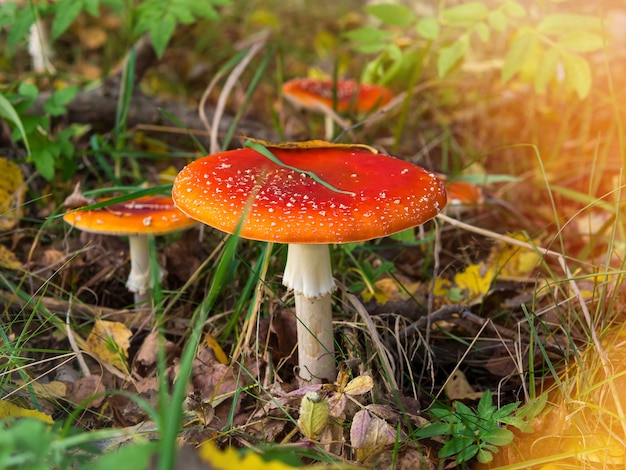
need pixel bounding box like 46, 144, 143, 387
415, 392, 526, 465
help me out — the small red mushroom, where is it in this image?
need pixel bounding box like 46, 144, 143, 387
64, 195, 197, 306
282, 78, 393, 139
172, 141, 447, 384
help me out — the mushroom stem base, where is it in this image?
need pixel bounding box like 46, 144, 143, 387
295, 292, 336, 385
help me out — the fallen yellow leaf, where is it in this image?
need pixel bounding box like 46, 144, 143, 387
453, 262, 495, 300
0, 398, 53, 423
203, 331, 229, 365
86, 320, 132, 370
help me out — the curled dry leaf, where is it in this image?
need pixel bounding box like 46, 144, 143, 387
350, 409, 397, 464
133, 330, 179, 375
66, 374, 106, 408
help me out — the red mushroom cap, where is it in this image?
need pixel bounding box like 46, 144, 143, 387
283, 78, 393, 113
63, 196, 197, 236
172, 144, 447, 244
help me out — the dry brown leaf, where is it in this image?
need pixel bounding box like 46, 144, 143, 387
444, 370, 484, 401
66, 374, 105, 408
133, 330, 179, 375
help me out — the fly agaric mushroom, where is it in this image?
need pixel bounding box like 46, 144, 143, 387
172, 141, 447, 384
282, 78, 393, 139
63, 195, 197, 306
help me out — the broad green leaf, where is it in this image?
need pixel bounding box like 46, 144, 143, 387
515, 391, 548, 421
17, 82, 39, 100
482, 427, 514, 446
414, 422, 452, 438
441, 2, 489, 26
44, 86, 79, 116
416, 17, 439, 40
390, 227, 414, 242
364, 3, 416, 27
7, 5, 36, 55
473, 21, 490, 43
455, 443, 479, 463
0, 2, 17, 28
477, 448, 495, 464
91, 442, 156, 470
488, 9, 507, 31
501, 31, 534, 83
134, 0, 230, 58
537, 14, 603, 35
437, 37, 468, 77
439, 436, 472, 458
150, 15, 176, 59
32, 146, 56, 181
344, 26, 393, 46
52, 0, 88, 39
562, 52, 591, 99
558, 31, 604, 53
476, 391, 493, 416
503, 0, 526, 18
534, 47, 559, 93
0, 92, 30, 154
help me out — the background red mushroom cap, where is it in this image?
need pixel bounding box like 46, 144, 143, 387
172, 144, 447, 244
283, 78, 393, 114
63, 196, 197, 236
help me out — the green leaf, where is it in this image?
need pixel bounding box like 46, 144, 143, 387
18, 82, 39, 100
416, 17, 439, 40
134, 0, 230, 58
0, 2, 18, 29
473, 22, 490, 43
537, 14, 603, 35
501, 31, 534, 83
515, 391, 548, 421
439, 436, 472, 459
534, 48, 559, 93
476, 392, 493, 416
150, 15, 177, 59
52, 0, 89, 39
488, 9, 507, 31
0, 92, 30, 154
455, 443, 479, 463
7, 5, 36, 55
437, 37, 468, 77
364, 3, 415, 27
562, 52, 591, 99
477, 448, 494, 464
44, 86, 79, 116
493, 401, 520, 419
503, 0, 526, 18
482, 427, 514, 446
344, 26, 393, 46
414, 422, 452, 439
558, 31, 604, 53
32, 146, 56, 181
91, 442, 156, 470
390, 228, 415, 242
441, 2, 489, 26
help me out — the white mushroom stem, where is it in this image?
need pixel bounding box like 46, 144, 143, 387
283, 243, 337, 384
125, 235, 163, 306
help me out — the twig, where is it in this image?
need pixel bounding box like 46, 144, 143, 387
66, 296, 91, 377
345, 291, 399, 393
200, 30, 269, 154
435, 212, 604, 357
